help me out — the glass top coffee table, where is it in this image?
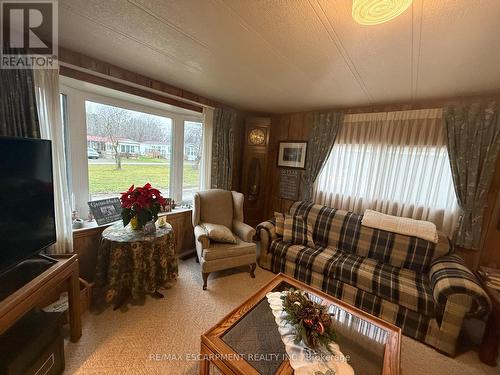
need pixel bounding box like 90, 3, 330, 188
200, 273, 400, 375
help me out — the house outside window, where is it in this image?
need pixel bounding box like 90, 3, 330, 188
182, 121, 203, 201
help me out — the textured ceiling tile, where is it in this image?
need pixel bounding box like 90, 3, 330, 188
58, 0, 500, 112
59, 1, 286, 110
415, 0, 500, 99
219, 0, 366, 101
131, 0, 318, 102
316, 0, 414, 104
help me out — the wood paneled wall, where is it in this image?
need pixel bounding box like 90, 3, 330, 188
264, 112, 312, 218
262, 106, 500, 270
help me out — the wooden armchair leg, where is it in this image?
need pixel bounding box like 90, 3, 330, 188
202, 272, 209, 290
249, 263, 256, 278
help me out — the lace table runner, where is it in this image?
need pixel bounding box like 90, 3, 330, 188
266, 291, 355, 375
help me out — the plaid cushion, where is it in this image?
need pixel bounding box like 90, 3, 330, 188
270, 254, 432, 342
320, 277, 431, 342
289, 201, 450, 273
282, 214, 315, 247
270, 240, 435, 316
429, 254, 491, 317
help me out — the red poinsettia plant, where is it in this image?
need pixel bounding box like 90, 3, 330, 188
120, 183, 166, 229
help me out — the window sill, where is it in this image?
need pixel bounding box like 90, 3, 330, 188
72, 207, 192, 234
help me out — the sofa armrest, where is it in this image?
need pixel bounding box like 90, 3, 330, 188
429, 254, 491, 317
194, 225, 210, 250
232, 220, 255, 243
256, 219, 280, 254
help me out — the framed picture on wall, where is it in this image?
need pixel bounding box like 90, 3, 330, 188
277, 141, 307, 169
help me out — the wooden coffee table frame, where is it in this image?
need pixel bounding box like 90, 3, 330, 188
200, 273, 401, 375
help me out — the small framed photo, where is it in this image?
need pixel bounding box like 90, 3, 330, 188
88, 198, 122, 226
277, 141, 307, 169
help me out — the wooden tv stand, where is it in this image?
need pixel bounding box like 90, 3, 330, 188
0, 254, 82, 342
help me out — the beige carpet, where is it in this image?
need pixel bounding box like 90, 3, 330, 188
64, 258, 499, 375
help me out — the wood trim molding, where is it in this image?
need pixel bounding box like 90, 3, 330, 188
58, 47, 219, 112
59, 65, 203, 112
284, 93, 500, 117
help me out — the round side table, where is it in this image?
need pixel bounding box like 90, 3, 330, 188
95, 222, 178, 308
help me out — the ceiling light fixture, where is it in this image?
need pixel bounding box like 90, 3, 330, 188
352, 0, 413, 25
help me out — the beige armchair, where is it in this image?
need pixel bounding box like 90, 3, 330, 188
193, 189, 257, 290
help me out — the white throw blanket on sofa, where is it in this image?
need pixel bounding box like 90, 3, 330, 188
266, 291, 354, 375
361, 209, 438, 243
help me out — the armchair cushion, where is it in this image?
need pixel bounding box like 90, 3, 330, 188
429, 254, 491, 317
202, 238, 256, 261
201, 223, 237, 244
232, 220, 256, 242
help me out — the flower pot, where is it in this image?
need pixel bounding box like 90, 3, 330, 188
144, 220, 156, 234
129, 212, 155, 230
130, 216, 139, 230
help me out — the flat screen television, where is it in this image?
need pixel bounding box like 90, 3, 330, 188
0, 137, 56, 275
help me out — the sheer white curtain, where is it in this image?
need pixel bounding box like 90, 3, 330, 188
200, 107, 214, 191
34, 69, 73, 254
314, 108, 460, 237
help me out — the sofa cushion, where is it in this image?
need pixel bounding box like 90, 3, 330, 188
270, 253, 433, 343
270, 240, 435, 316
203, 237, 256, 261
289, 201, 450, 274
283, 214, 315, 247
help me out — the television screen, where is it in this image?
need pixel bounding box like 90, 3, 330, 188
0, 137, 56, 274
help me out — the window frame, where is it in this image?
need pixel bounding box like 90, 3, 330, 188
60, 82, 204, 217
182, 119, 204, 202
316, 143, 455, 210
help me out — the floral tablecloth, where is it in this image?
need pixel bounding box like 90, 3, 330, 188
95, 222, 178, 305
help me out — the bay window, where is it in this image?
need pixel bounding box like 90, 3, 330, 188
60, 78, 205, 218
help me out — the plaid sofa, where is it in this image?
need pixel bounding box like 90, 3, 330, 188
257, 201, 491, 356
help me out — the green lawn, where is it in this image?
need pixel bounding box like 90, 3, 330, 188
88, 163, 199, 194
121, 156, 167, 163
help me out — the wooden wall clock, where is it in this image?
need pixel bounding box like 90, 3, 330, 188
248, 128, 266, 146
241, 118, 270, 227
